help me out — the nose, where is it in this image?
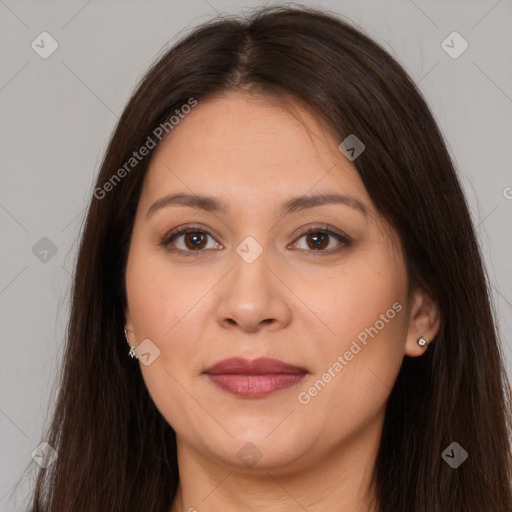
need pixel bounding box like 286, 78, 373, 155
215, 249, 292, 333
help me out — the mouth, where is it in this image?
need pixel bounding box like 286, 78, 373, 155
203, 357, 308, 398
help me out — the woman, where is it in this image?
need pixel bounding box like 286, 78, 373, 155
29, 5, 512, 511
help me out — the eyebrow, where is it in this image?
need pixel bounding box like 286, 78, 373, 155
145, 192, 367, 219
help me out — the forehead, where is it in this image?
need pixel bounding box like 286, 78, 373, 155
140, 92, 371, 212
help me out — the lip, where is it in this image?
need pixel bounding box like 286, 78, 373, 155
204, 357, 308, 398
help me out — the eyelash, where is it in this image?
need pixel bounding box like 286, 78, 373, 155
160, 223, 351, 258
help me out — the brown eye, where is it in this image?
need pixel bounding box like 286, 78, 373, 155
305, 232, 329, 250
292, 228, 350, 252
162, 226, 223, 256
182, 232, 208, 250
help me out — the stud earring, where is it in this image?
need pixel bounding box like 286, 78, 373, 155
417, 336, 428, 348
124, 328, 138, 359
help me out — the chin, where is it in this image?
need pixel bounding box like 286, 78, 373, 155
205, 429, 310, 471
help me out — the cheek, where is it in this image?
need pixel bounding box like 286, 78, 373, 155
124, 242, 213, 417
307, 247, 408, 348
296, 250, 408, 414
125, 237, 208, 342
125, 255, 203, 430
294, 302, 407, 446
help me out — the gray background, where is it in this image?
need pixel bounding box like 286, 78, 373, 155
1, 0, 511, 509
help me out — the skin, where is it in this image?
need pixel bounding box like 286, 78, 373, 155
124, 92, 440, 512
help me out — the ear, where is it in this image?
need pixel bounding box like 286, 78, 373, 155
404, 287, 441, 357
124, 308, 136, 346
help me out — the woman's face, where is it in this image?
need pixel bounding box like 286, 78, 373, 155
124, 92, 436, 472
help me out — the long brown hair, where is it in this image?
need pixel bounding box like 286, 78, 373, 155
28, 5, 512, 511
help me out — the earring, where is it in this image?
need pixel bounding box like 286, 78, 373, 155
124, 328, 138, 359
417, 336, 428, 348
